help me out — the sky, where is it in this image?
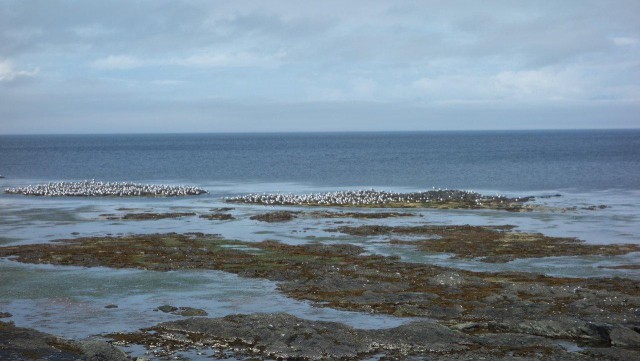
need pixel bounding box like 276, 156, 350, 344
0, 0, 639, 134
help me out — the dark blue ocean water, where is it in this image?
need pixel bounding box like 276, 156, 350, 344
1, 130, 639, 191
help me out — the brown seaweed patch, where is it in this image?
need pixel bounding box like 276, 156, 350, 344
1, 233, 639, 333
332, 224, 640, 263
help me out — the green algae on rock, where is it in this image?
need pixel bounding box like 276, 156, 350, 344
330, 224, 640, 263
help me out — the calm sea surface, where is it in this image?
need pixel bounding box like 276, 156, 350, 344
1, 130, 639, 191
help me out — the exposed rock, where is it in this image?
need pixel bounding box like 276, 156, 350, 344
174, 307, 207, 317
157, 305, 207, 317
584, 347, 640, 361
609, 326, 640, 348
157, 305, 178, 313
0, 321, 123, 361
109, 313, 470, 359
210, 207, 234, 212
78, 339, 129, 361
121, 212, 196, 220
199, 213, 234, 220
487, 319, 612, 344
250, 211, 300, 222
307, 211, 414, 219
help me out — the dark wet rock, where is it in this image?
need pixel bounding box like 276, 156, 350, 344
250, 211, 300, 222
199, 213, 234, 220
157, 305, 178, 313
104, 304, 118, 309
157, 305, 207, 317
78, 339, 129, 361
487, 319, 612, 344
584, 347, 640, 361
0, 312, 12, 318
108, 313, 627, 360
100, 212, 196, 220
581, 205, 609, 211
121, 212, 196, 220
210, 207, 234, 212
109, 313, 470, 359
608, 326, 640, 348
307, 211, 414, 219
0, 321, 126, 361
333, 224, 640, 262
174, 307, 208, 317
600, 264, 640, 270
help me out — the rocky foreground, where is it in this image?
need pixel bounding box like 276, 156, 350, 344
0, 231, 639, 360
0, 321, 128, 361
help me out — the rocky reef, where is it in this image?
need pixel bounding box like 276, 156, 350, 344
108, 313, 640, 360
226, 189, 533, 210
4, 180, 207, 197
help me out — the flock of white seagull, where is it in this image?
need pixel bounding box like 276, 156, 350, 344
4, 180, 207, 197
225, 189, 517, 206
3, 180, 519, 206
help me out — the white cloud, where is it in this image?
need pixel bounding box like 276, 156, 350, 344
612, 37, 638, 46
0, 59, 38, 82
91, 55, 143, 70
410, 68, 588, 103
91, 51, 285, 70
170, 50, 285, 68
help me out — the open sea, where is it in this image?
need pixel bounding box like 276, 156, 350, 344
1, 129, 639, 354
1, 130, 639, 190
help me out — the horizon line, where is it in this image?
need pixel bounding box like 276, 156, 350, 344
1, 127, 639, 136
